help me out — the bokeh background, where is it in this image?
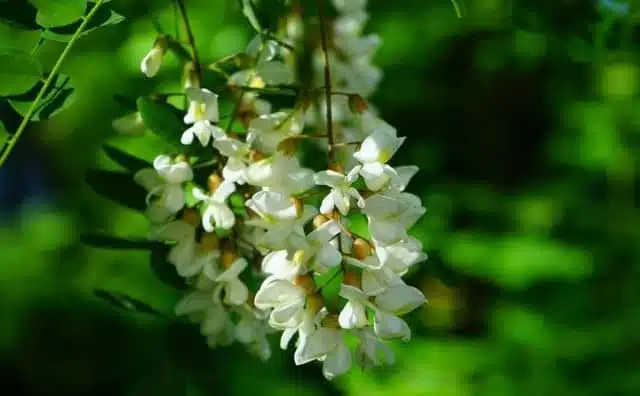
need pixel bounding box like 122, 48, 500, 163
2, 0, 640, 395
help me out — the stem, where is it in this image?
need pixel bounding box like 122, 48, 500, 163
176, 0, 203, 84
450, 0, 463, 18
0, 0, 105, 167
316, 0, 336, 163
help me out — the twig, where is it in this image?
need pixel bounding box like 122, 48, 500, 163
0, 0, 106, 167
315, 0, 336, 163
176, 0, 203, 84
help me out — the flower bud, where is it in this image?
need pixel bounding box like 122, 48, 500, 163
208, 173, 223, 192
221, 248, 237, 269
313, 214, 329, 228
306, 293, 324, 314
140, 36, 169, 78
294, 274, 316, 293
352, 238, 371, 260
321, 314, 340, 329
343, 271, 361, 288
249, 150, 266, 162
183, 61, 200, 89
293, 198, 304, 217
200, 232, 219, 252
348, 93, 369, 114
277, 137, 300, 155
182, 209, 200, 227
328, 162, 345, 174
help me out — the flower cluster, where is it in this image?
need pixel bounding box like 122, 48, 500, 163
132, 0, 427, 379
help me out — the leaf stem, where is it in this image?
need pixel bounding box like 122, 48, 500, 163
0, 0, 105, 167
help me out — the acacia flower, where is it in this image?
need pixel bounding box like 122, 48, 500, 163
182, 88, 225, 146
193, 180, 236, 232
314, 167, 364, 216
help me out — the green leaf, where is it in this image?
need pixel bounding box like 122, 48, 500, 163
136, 97, 185, 146
30, 0, 87, 28
240, 0, 262, 32
150, 246, 188, 290
81, 233, 160, 250
113, 93, 138, 111
0, 22, 42, 52
0, 1, 40, 30
86, 169, 147, 211
0, 50, 40, 96
94, 289, 169, 319
8, 73, 75, 121
41, 7, 125, 42
102, 144, 152, 173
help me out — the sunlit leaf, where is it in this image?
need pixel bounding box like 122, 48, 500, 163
0, 119, 8, 145
94, 289, 169, 318
8, 73, 75, 121
41, 7, 125, 42
81, 233, 160, 250
136, 96, 185, 146
30, 0, 87, 28
0, 22, 41, 52
0, 50, 40, 96
86, 169, 147, 211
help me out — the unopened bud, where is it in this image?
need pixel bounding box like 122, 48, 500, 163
249, 150, 266, 162
140, 36, 169, 78
277, 137, 299, 155
221, 249, 237, 269
175, 154, 189, 164
321, 313, 340, 329
200, 232, 219, 252
343, 271, 361, 288
293, 198, 304, 217
348, 94, 369, 114
352, 238, 371, 260
306, 293, 324, 314
313, 214, 329, 228
183, 61, 200, 89
294, 274, 316, 293
328, 162, 345, 174
208, 173, 222, 192
182, 209, 200, 227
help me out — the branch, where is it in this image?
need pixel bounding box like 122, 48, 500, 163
176, 0, 203, 84
315, 0, 336, 164
0, 0, 106, 167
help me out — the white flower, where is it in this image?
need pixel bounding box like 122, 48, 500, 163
213, 137, 253, 184
134, 155, 193, 223
362, 190, 426, 245
246, 111, 305, 154
339, 283, 426, 341
262, 220, 342, 279
314, 167, 364, 216
140, 45, 165, 77
245, 190, 316, 250
375, 237, 427, 276
182, 88, 225, 146
254, 277, 307, 329
353, 115, 406, 191
229, 36, 294, 88
215, 257, 249, 305
234, 306, 273, 361
193, 180, 236, 232
149, 219, 202, 277
246, 152, 314, 196
354, 327, 395, 369
295, 325, 352, 380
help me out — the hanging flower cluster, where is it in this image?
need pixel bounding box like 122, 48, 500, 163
131, 0, 427, 379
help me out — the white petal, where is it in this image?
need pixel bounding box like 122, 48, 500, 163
314, 170, 345, 187
162, 185, 185, 213
213, 180, 236, 203
280, 327, 298, 350
134, 168, 161, 191
338, 300, 368, 329
374, 283, 426, 315
181, 126, 196, 145
319, 193, 335, 215
140, 47, 163, 77
322, 340, 352, 380
211, 204, 236, 230
294, 327, 338, 365
373, 311, 411, 341
315, 244, 342, 272
262, 250, 297, 279
223, 279, 249, 305
175, 291, 212, 316
392, 165, 419, 191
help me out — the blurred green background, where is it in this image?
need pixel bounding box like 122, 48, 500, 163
1, 0, 640, 395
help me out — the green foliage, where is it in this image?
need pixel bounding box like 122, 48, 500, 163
30, 0, 87, 28
136, 97, 185, 149
86, 169, 147, 212
0, 50, 40, 96
8, 73, 75, 121
40, 7, 124, 42
94, 288, 170, 318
